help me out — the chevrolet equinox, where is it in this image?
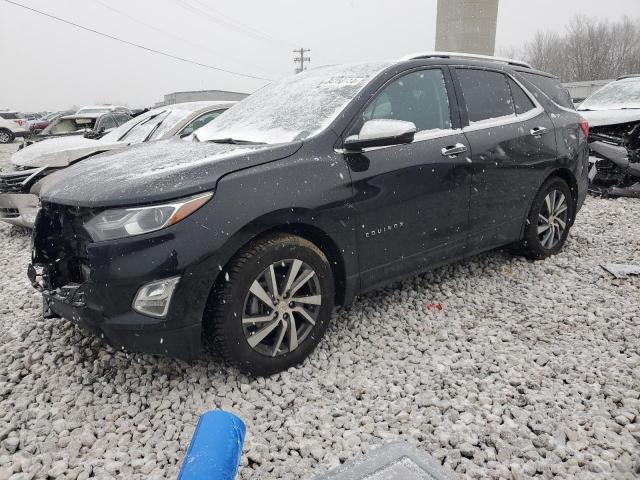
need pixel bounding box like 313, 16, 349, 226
30, 53, 589, 375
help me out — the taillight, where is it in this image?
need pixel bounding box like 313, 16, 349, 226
579, 118, 589, 138
13, 119, 25, 127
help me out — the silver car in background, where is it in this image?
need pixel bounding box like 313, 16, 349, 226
0, 101, 234, 227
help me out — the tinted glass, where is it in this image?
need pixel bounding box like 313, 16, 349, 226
521, 72, 574, 109
180, 110, 225, 137
362, 69, 452, 133
457, 69, 515, 123
508, 78, 536, 115
0, 112, 19, 120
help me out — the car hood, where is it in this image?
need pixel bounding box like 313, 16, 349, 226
40, 139, 303, 208
578, 109, 640, 127
11, 136, 126, 168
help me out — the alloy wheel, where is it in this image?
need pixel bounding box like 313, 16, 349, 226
241, 259, 322, 357
537, 189, 568, 249
0, 132, 10, 143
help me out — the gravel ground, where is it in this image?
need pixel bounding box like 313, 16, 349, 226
0, 140, 639, 479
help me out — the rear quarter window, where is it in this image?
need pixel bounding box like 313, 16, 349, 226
520, 72, 574, 109
0, 112, 19, 120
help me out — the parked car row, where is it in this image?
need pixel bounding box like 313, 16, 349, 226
0, 104, 135, 143
16, 52, 592, 375
0, 101, 233, 226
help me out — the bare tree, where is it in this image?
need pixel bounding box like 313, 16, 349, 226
517, 15, 640, 81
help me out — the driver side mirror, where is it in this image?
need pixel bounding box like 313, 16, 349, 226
344, 119, 416, 151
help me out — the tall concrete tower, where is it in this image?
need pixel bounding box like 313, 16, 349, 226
435, 0, 499, 56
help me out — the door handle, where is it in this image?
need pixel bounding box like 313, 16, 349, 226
530, 126, 548, 136
441, 143, 467, 157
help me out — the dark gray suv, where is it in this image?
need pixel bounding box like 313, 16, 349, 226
31, 53, 589, 375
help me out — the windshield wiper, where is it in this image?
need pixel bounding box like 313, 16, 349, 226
209, 137, 266, 145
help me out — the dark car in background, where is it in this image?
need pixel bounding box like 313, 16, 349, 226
30, 53, 588, 375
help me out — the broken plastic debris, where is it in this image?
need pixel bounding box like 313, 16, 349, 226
601, 264, 640, 279
312, 441, 456, 480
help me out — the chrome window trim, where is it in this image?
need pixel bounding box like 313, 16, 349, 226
335, 128, 464, 154
456, 68, 545, 133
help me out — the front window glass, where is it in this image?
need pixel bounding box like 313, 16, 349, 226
361, 69, 452, 133
180, 110, 224, 137
579, 79, 640, 110
196, 62, 389, 144
457, 69, 515, 123
98, 115, 116, 131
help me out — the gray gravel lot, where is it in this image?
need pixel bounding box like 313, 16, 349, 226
0, 141, 639, 479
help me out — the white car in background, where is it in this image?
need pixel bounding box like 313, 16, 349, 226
0, 111, 29, 144
0, 101, 235, 227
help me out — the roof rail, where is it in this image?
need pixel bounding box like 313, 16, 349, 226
616, 74, 640, 80
398, 51, 533, 69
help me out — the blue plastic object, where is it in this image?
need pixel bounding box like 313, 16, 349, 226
178, 410, 246, 480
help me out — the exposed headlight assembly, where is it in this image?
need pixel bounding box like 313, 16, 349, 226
84, 192, 212, 241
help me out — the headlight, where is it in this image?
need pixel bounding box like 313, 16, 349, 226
84, 192, 212, 241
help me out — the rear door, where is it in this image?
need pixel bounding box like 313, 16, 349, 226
344, 67, 472, 290
452, 67, 557, 253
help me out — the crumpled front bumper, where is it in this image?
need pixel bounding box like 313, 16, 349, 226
0, 192, 38, 227
27, 263, 202, 361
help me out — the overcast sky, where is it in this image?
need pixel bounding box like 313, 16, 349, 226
1, 0, 638, 111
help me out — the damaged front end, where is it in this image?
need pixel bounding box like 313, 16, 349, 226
588, 120, 640, 198
0, 166, 50, 226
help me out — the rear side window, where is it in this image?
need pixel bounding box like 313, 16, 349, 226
456, 69, 515, 123
508, 78, 536, 115
520, 72, 574, 109
0, 112, 19, 120
362, 68, 452, 133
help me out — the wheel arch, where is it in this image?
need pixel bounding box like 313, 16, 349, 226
208, 217, 350, 308
549, 167, 579, 213
519, 167, 579, 239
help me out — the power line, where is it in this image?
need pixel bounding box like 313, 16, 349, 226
92, 0, 279, 77
174, 0, 290, 47
1, 0, 273, 82
173, 0, 340, 65
188, 0, 293, 48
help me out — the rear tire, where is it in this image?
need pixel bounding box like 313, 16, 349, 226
206, 233, 335, 376
0, 129, 14, 144
519, 177, 575, 260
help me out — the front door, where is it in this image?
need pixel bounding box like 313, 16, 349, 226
343, 67, 472, 290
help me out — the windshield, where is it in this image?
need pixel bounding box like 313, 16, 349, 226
196, 62, 389, 144
579, 79, 640, 110
100, 105, 206, 143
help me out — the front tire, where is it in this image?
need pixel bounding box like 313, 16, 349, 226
207, 234, 335, 376
520, 177, 575, 260
0, 129, 14, 144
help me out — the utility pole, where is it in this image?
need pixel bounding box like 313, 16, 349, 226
293, 48, 311, 73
